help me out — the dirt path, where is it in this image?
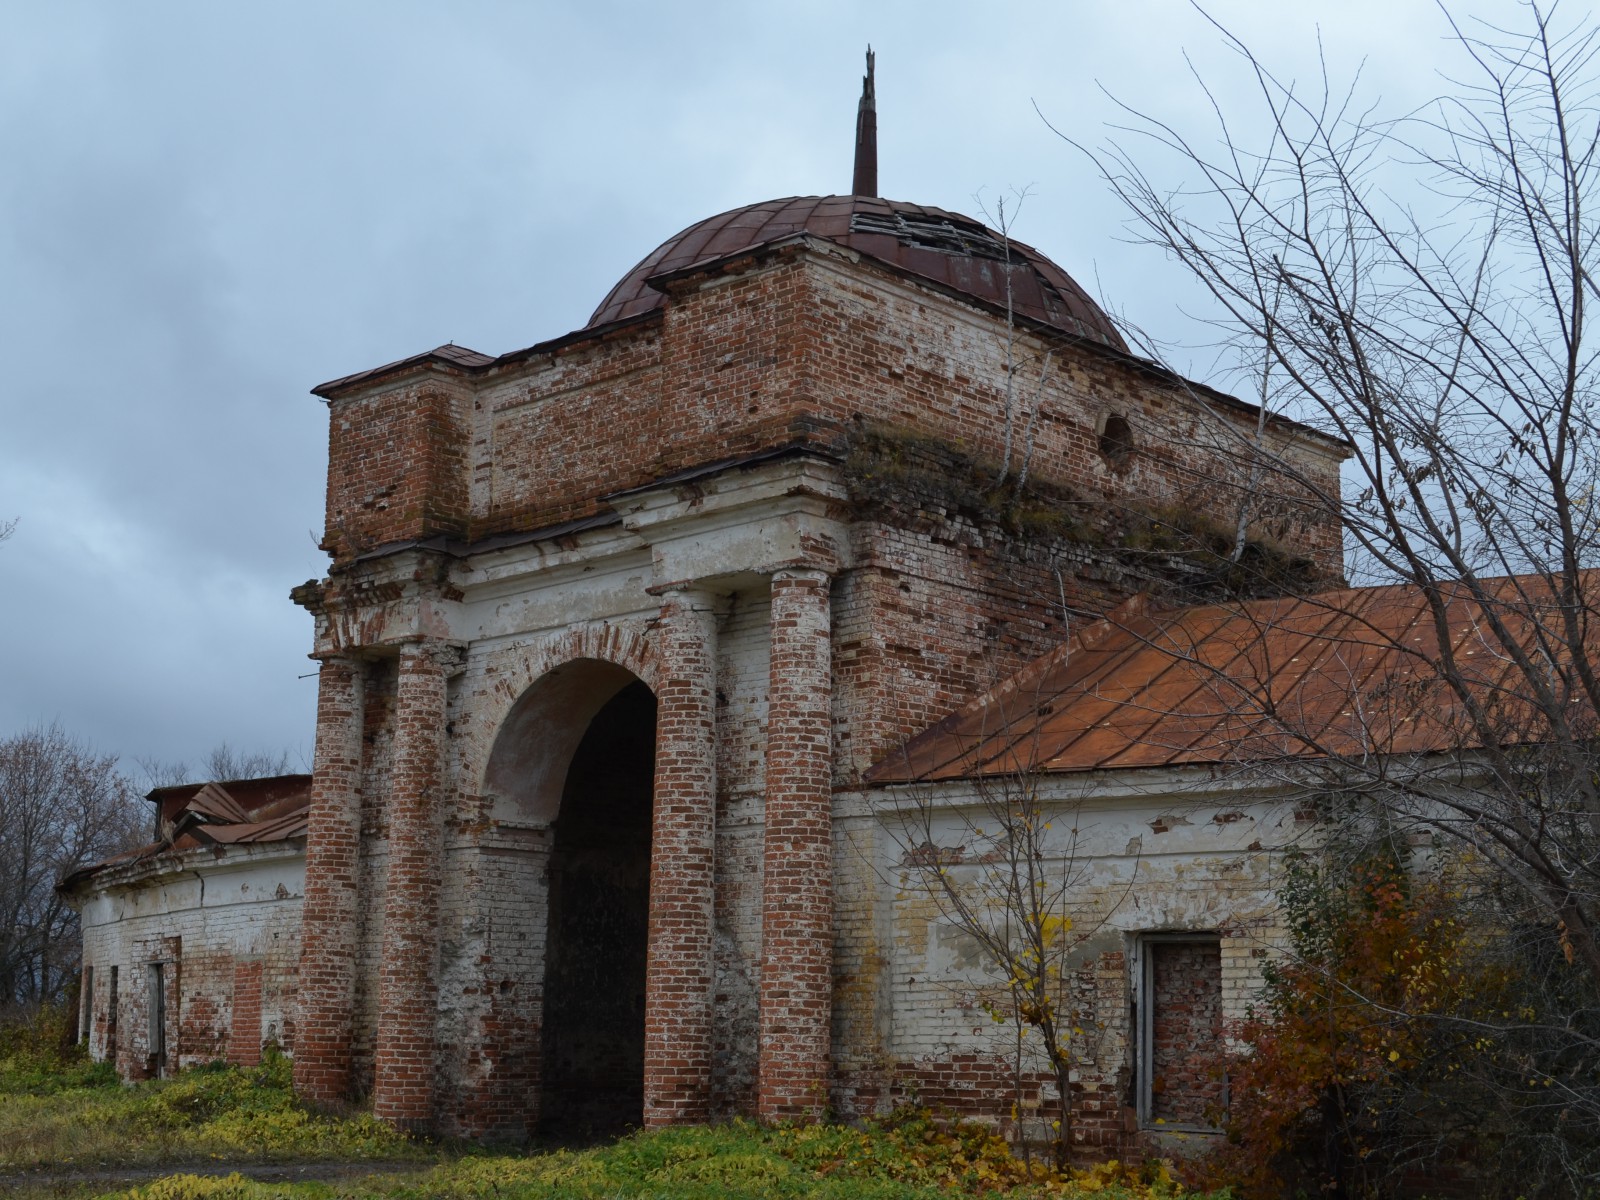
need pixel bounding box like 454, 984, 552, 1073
0, 1158, 434, 1192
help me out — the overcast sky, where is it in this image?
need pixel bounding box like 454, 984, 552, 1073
0, 1, 1519, 779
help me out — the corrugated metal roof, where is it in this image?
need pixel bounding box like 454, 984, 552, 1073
188, 809, 310, 846
184, 781, 253, 824
868, 575, 1598, 783
60, 775, 312, 892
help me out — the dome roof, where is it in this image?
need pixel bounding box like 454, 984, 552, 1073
588, 195, 1127, 351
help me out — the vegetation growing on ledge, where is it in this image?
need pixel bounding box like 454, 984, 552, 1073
843, 423, 1091, 544
1118, 504, 1323, 598
842, 422, 1323, 600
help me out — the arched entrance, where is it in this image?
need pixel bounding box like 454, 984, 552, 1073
539, 679, 655, 1139
480, 657, 656, 1142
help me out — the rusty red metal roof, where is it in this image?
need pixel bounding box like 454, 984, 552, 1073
147, 773, 311, 826
587, 195, 1128, 350
312, 343, 496, 400
183, 781, 253, 824
868, 576, 1600, 783
187, 808, 309, 846
61, 775, 312, 892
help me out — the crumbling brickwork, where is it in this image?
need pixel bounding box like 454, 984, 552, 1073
62, 190, 1344, 1164
373, 642, 450, 1130
322, 379, 472, 558
642, 590, 721, 1125
229, 961, 264, 1067
293, 656, 364, 1100
825, 778, 1288, 1158
1147, 939, 1226, 1128
74, 847, 302, 1078
66, 192, 1347, 1152
759, 568, 834, 1120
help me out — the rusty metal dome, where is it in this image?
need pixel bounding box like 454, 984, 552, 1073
587, 195, 1127, 351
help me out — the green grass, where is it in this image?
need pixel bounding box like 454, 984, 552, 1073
0, 1023, 1208, 1200
0, 1050, 424, 1172
93, 1120, 1197, 1200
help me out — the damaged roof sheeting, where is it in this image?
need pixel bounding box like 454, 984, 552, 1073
59, 775, 312, 892
869, 575, 1600, 783
587, 195, 1130, 350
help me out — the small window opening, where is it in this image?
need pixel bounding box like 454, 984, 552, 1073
1098, 415, 1133, 467
79, 966, 93, 1044
107, 966, 119, 1059
1134, 934, 1226, 1131
147, 963, 167, 1078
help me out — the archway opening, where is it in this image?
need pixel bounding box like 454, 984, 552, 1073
538, 679, 656, 1141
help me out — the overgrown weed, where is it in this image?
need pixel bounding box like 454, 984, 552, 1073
1, 1034, 1212, 1200
90, 1110, 1210, 1199
0, 1051, 420, 1171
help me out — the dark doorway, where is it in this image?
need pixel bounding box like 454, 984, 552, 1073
538, 680, 656, 1141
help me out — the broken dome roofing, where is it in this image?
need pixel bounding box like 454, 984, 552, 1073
312, 195, 1130, 399
868, 575, 1600, 783
587, 195, 1129, 351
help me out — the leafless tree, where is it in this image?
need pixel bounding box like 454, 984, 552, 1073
1051, 2, 1600, 1188
974, 187, 1056, 500
1076, 0, 1600, 995
201, 742, 298, 782
0, 724, 143, 1013
135, 742, 300, 792
884, 702, 1133, 1172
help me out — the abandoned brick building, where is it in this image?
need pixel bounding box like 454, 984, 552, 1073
65, 64, 1358, 1155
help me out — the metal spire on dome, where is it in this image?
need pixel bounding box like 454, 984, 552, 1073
852, 47, 877, 197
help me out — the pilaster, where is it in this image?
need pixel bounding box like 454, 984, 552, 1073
758, 567, 834, 1120
642, 587, 720, 1126
293, 654, 364, 1103
373, 640, 449, 1130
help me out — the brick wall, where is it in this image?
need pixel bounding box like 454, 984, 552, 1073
1147, 939, 1226, 1128
229, 962, 264, 1066
829, 778, 1290, 1159
479, 329, 666, 535
323, 250, 1343, 573
323, 378, 472, 557
76, 847, 303, 1076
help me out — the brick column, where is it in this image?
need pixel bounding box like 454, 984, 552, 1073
373, 641, 447, 1131
293, 655, 364, 1103
643, 587, 719, 1127
759, 567, 834, 1121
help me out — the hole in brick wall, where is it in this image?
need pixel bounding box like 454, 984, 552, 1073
539, 680, 656, 1142
1098, 414, 1133, 468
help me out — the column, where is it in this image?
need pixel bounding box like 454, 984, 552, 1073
293, 655, 364, 1103
373, 641, 447, 1130
759, 567, 834, 1121
642, 588, 719, 1127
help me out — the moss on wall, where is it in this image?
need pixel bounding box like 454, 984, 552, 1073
842, 422, 1326, 601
